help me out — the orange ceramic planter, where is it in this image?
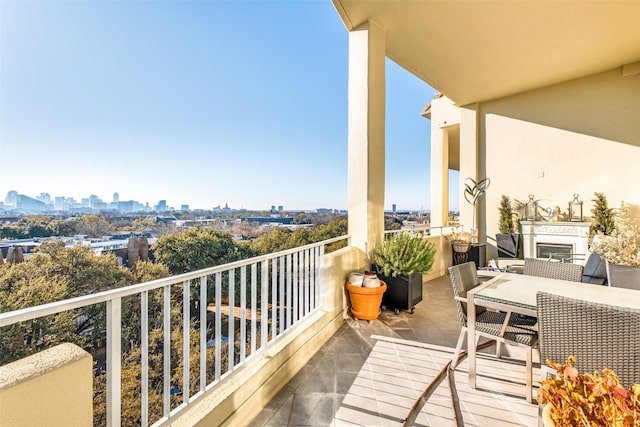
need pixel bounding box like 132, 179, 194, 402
346, 281, 387, 321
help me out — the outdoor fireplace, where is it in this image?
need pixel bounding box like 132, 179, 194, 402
521, 221, 591, 265
536, 242, 574, 262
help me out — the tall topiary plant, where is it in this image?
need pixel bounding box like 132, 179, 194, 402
591, 192, 615, 236
498, 195, 516, 234
496, 195, 520, 258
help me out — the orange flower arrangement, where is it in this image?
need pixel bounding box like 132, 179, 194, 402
537, 356, 640, 426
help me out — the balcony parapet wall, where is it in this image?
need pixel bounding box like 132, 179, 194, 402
0, 343, 93, 427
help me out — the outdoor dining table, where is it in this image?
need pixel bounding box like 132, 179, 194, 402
466, 271, 640, 392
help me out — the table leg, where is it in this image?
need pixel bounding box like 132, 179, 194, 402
468, 291, 477, 389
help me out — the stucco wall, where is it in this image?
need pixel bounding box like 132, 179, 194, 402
424, 234, 453, 281
0, 343, 93, 427
472, 67, 640, 258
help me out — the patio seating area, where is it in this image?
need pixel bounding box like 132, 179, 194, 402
250, 274, 540, 426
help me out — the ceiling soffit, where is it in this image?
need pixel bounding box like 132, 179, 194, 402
332, 0, 640, 106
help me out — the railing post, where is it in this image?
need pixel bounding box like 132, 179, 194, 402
183, 280, 190, 404
215, 273, 222, 381
286, 254, 292, 329
141, 291, 149, 427
228, 269, 235, 371
240, 266, 247, 363
293, 252, 299, 324
199, 276, 207, 392
279, 256, 285, 335
261, 261, 268, 349
106, 298, 122, 427
251, 263, 257, 354
163, 285, 171, 417
271, 260, 277, 339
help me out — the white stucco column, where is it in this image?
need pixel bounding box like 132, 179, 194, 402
459, 105, 482, 239
347, 21, 386, 257
426, 95, 461, 229
430, 126, 449, 228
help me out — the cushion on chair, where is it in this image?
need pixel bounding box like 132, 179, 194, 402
581, 252, 607, 285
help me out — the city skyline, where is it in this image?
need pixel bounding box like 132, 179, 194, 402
0, 1, 458, 212
1, 188, 433, 214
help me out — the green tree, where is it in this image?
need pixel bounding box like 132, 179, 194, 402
251, 218, 348, 254
384, 216, 403, 230
293, 212, 311, 224
0, 215, 73, 239
251, 228, 293, 254
0, 241, 134, 364
76, 214, 113, 238
49, 217, 81, 236
152, 227, 256, 275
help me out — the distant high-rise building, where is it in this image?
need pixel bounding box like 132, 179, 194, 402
392, 204, 397, 213
271, 205, 276, 212
5, 191, 18, 208
278, 205, 283, 213
89, 194, 102, 209
119, 201, 135, 213
54, 197, 65, 211
155, 200, 167, 212
181, 205, 189, 211
37, 193, 51, 205
113, 192, 119, 203
16, 194, 47, 212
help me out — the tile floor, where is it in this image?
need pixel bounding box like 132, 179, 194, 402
249, 274, 540, 427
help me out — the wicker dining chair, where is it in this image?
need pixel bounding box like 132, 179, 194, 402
523, 258, 584, 282
536, 291, 640, 387
449, 262, 539, 402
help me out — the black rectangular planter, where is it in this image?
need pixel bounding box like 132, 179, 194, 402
379, 271, 423, 314
452, 243, 486, 268
496, 233, 520, 258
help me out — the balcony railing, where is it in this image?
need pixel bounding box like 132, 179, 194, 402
383, 225, 461, 237
0, 235, 349, 426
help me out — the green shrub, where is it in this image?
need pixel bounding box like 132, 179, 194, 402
373, 232, 436, 277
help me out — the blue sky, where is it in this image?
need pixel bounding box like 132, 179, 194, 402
0, 0, 454, 212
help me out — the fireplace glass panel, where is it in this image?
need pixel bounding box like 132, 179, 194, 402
536, 243, 574, 262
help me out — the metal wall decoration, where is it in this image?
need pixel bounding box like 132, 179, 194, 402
569, 193, 583, 222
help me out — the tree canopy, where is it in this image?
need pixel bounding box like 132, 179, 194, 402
152, 227, 257, 275
250, 218, 347, 254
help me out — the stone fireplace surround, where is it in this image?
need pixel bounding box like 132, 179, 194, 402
520, 221, 591, 265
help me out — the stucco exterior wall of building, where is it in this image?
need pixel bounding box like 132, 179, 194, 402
471, 68, 640, 258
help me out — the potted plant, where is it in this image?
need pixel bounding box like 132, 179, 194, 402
496, 195, 520, 258
537, 356, 640, 426
590, 192, 615, 237
590, 202, 640, 288
345, 275, 387, 322
373, 232, 436, 313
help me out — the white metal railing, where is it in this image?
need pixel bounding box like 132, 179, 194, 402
0, 235, 349, 426
383, 224, 462, 237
